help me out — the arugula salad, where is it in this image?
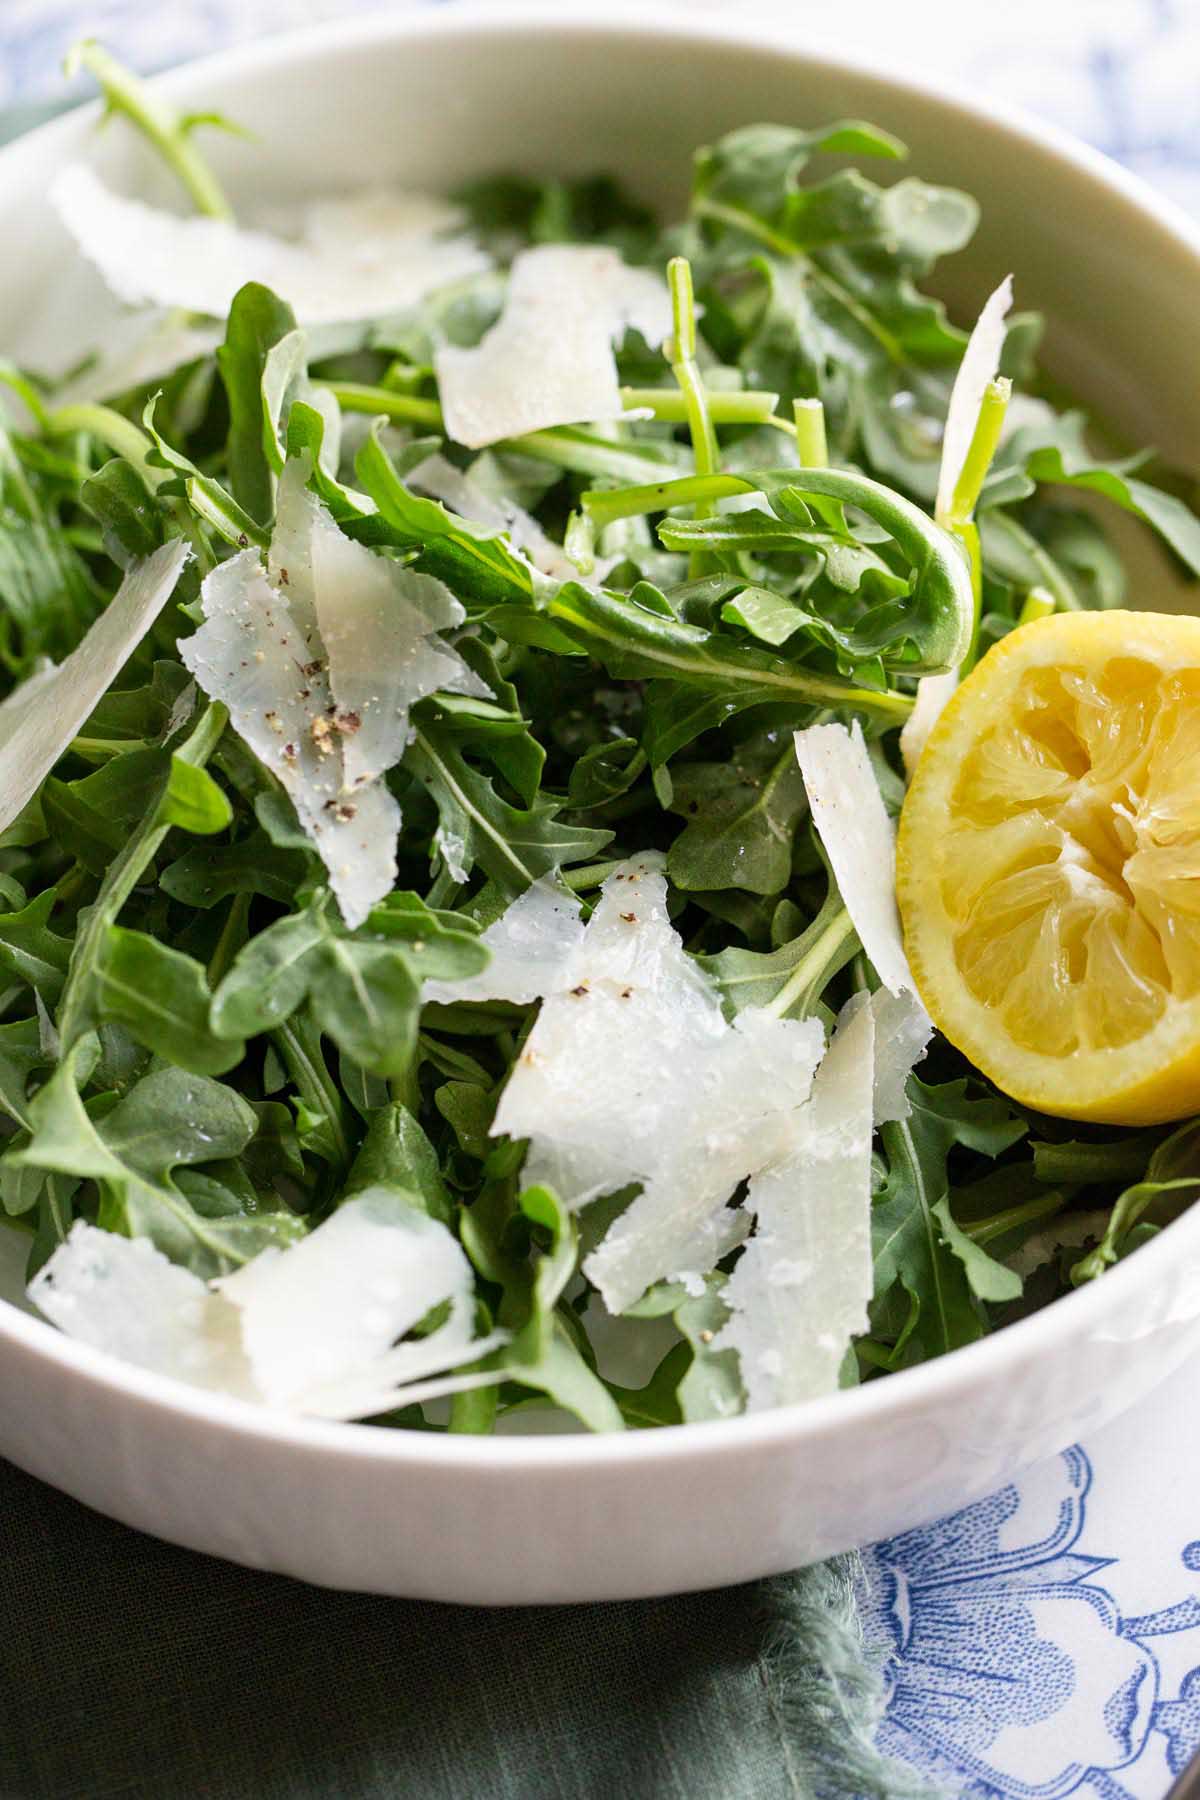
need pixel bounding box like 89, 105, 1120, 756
1, 44, 1198, 1431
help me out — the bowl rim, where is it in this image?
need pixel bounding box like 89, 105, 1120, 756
3, 0, 1200, 1474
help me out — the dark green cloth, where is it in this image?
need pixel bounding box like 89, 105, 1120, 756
0, 1453, 803, 1800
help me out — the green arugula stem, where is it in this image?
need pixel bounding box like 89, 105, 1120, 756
560, 858, 635, 892
964, 1189, 1068, 1248
940, 378, 1011, 675
666, 257, 720, 567
68, 736, 146, 763
620, 386, 779, 424
762, 906, 856, 1019
58, 701, 228, 1051
327, 380, 781, 443
325, 383, 443, 429
793, 398, 829, 469
66, 40, 232, 220
271, 1017, 353, 1172
1017, 583, 1058, 625
563, 508, 598, 574
207, 892, 251, 989
46, 404, 164, 489
946, 378, 1010, 526
582, 471, 752, 529
0, 363, 51, 431
986, 511, 1083, 611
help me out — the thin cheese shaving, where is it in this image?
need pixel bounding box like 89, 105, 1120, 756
899, 668, 958, 776
425, 878, 584, 1006
270, 461, 488, 790
184, 472, 487, 928
870, 986, 934, 1123
435, 245, 672, 449
215, 1189, 504, 1417
30, 1197, 505, 1420
491, 855, 824, 1313
52, 165, 489, 326
180, 546, 400, 929
715, 994, 876, 1411
29, 1224, 253, 1395
0, 540, 189, 833
48, 311, 224, 409
795, 720, 915, 997
935, 273, 1013, 522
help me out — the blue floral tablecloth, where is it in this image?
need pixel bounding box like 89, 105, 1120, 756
2, 5, 1199, 1797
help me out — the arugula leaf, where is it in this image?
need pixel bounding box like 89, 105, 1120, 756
94, 927, 243, 1075
212, 888, 488, 1074
345, 1103, 453, 1225
10, 1052, 299, 1276
667, 729, 807, 894
406, 721, 612, 896
1072, 1119, 1200, 1282
80, 457, 166, 566
217, 282, 299, 526
355, 420, 534, 605
871, 1078, 1026, 1360
999, 412, 1200, 576
160, 833, 308, 907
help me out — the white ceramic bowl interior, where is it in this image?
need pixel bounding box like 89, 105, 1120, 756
1, 8, 1199, 1604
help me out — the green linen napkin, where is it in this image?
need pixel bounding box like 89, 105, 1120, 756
0, 1451, 925, 1800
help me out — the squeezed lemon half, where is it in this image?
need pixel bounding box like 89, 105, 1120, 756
897, 610, 1200, 1124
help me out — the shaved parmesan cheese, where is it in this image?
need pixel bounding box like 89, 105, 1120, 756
184, 473, 486, 927
899, 668, 958, 776
715, 994, 876, 1411
410, 452, 609, 585
870, 986, 933, 1124
31, 1196, 505, 1421
47, 311, 223, 409
181, 546, 399, 928
935, 274, 1013, 522
215, 1190, 504, 1418
425, 878, 584, 1006
271, 461, 488, 791
795, 720, 914, 997
29, 1224, 252, 1394
0, 540, 189, 834
435, 245, 672, 449
52, 165, 489, 326
492, 856, 824, 1312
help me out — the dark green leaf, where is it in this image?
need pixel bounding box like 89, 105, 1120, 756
95, 927, 244, 1075
667, 732, 806, 895
217, 282, 300, 525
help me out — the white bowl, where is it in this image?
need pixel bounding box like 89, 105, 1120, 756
2, 7, 1200, 1606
